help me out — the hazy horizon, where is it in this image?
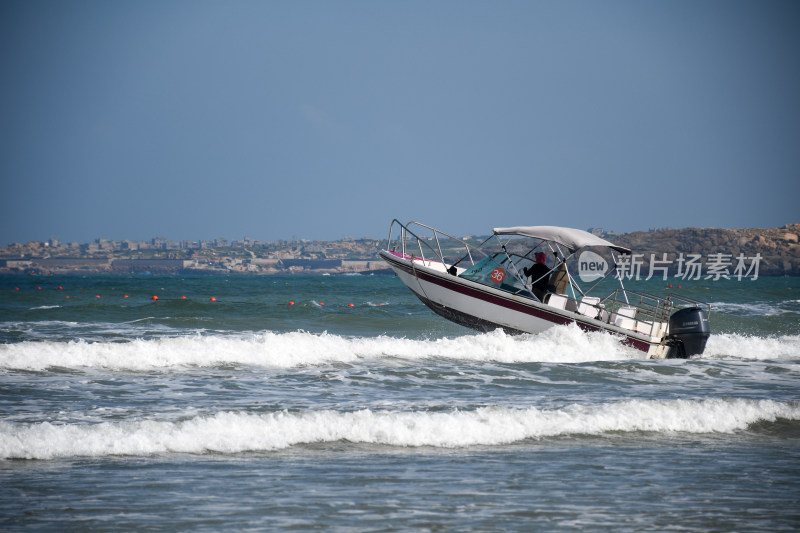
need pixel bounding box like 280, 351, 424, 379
2, 1, 799, 245
6, 220, 799, 249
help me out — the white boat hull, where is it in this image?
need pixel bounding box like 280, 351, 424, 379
380, 250, 668, 358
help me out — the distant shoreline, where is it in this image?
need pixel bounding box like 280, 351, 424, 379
2, 224, 798, 277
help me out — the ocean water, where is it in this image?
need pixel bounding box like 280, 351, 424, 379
1, 273, 799, 531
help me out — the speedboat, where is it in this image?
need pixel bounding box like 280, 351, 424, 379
378, 220, 710, 359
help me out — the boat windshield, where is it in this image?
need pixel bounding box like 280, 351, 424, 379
460, 253, 527, 293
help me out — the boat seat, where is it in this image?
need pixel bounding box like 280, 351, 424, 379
635, 320, 654, 336
546, 293, 567, 310
577, 297, 601, 319
613, 306, 637, 330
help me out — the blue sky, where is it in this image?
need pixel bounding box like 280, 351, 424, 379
1, 0, 798, 245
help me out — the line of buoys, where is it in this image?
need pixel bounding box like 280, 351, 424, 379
14, 291, 224, 302
12, 287, 386, 307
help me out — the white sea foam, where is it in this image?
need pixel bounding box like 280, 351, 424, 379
0, 326, 641, 371
704, 333, 800, 360
2, 325, 798, 371
2, 398, 796, 459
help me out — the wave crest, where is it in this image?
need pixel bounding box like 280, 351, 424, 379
704, 333, 800, 360
2, 398, 796, 459
0, 326, 642, 371
1, 326, 798, 371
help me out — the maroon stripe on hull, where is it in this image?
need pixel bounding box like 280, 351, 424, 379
382, 253, 416, 276
381, 252, 653, 353
415, 294, 527, 334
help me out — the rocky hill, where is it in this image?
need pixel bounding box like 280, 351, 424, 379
608, 223, 800, 276
2, 224, 798, 276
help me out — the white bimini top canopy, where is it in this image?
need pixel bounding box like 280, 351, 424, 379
493, 225, 630, 254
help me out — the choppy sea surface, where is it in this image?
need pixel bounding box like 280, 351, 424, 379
1, 273, 799, 531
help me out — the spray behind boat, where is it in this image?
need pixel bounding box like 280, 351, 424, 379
664, 306, 710, 359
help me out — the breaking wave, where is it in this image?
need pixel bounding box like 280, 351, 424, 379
704, 333, 800, 360
2, 398, 797, 460
1, 326, 798, 372
0, 326, 639, 371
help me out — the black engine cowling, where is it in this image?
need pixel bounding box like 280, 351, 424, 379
665, 306, 710, 359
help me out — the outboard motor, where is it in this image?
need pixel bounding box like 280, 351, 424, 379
665, 306, 710, 359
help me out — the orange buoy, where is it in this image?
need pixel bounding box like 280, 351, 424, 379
58, 286, 63, 290
181, 296, 186, 299
210, 297, 216, 302
319, 302, 324, 306
123, 295, 129, 298
65, 295, 70, 299
348, 303, 354, 307
289, 301, 295, 305
95, 295, 101, 298
151, 295, 159, 301
37, 286, 42, 290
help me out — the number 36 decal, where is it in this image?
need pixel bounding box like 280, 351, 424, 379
490, 267, 505, 283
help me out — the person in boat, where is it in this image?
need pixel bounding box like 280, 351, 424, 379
547, 253, 569, 295
524, 251, 551, 301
